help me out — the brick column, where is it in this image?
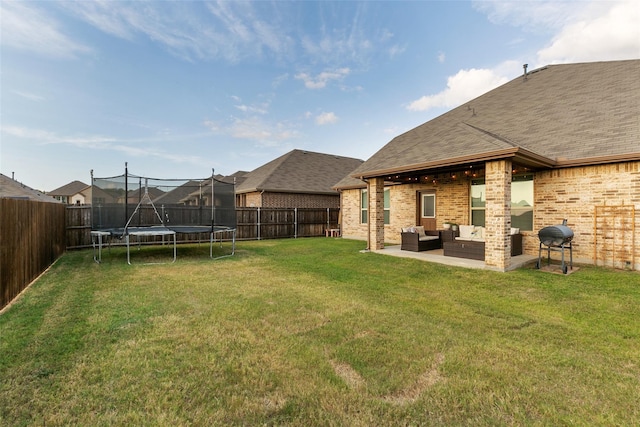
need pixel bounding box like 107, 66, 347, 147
485, 160, 512, 270
368, 177, 385, 250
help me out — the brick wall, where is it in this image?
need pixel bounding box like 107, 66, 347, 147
484, 160, 512, 270
244, 192, 262, 207
241, 191, 339, 209
340, 177, 470, 244
340, 189, 368, 241
340, 160, 639, 270
534, 161, 640, 269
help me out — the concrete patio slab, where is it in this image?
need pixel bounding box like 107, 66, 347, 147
371, 245, 538, 271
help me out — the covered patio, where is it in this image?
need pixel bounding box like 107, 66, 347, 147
372, 245, 538, 272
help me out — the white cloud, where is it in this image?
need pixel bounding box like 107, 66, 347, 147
474, 0, 639, 66
412, 0, 639, 114
203, 120, 219, 131
537, 0, 640, 64
210, 117, 300, 147
315, 112, 338, 125
1, 124, 206, 165
12, 90, 45, 102
0, 1, 91, 59
437, 52, 446, 63
407, 68, 508, 111
60, 0, 293, 62
388, 44, 406, 59
295, 68, 351, 89
234, 102, 269, 115
472, 0, 583, 32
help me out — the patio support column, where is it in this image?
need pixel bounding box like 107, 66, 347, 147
368, 177, 385, 250
485, 160, 512, 271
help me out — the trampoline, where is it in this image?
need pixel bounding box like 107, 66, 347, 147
91, 164, 236, 264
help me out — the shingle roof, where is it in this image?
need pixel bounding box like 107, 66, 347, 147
48, 180, 90, 197
0, 174, 61, 203
236, 149, 364, 195
153, 180, 204, 204
344, 59, 640, 182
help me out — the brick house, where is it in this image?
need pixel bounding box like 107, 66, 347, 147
335, 59, 640, 271
236, 149, 363, 209
48, 180, 91, 205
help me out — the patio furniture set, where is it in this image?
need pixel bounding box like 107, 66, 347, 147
401, 225, 523, 261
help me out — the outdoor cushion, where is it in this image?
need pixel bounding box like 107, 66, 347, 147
418, 235, 439, 241
470, 226, 484, 241
459, 225, 475, 239
414, 226, 427, 237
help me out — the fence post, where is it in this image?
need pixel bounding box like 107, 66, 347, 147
257, 207, 261, 240
294, 208, 298, 239
327, 207, 330, 230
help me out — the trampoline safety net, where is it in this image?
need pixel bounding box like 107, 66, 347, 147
91, 171, 236, 234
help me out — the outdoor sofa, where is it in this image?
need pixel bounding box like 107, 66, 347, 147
400, 226, 442, 251
443, 225, 523, 261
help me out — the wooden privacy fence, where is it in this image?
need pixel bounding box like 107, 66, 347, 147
237, 207, 340, 240
65, 206, 340, 248
1, 199, 66, 310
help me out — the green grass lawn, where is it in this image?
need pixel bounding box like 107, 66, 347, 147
1, 238, 639, 426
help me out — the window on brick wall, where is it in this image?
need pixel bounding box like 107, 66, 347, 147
361, 188, 390, 224
384, 188, 390, 225
470, 174, 533, 230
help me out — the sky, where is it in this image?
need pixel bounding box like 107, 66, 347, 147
1, 0, 639, 192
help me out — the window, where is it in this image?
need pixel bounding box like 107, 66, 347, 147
422, 193, 435, 218
384, 188, 390, 225
470, 179, 486, 226
470, 175, 533, 230
511, 175, 534, 230
361, 188, 391, 225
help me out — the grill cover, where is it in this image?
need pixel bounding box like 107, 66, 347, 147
538, 225, 574, 246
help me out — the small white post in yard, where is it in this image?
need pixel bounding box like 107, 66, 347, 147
294, 207, 298, 239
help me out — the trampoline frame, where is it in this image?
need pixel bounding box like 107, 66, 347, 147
90, 226, 236, 264
91, 165, 236, 264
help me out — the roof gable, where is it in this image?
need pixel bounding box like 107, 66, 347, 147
236, 149, 363, 194
49, 180, 90, 196
349, 59, 640, 180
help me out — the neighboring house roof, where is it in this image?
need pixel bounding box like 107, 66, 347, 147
224, 171, 249, 186
178, 173, 248, 204
343, 59, 640, 183
0, 173, 61, 203
123, 187, 166, 204
236, 149, 364, 195
48, 180, 90, 197
91, 185, 118, 204
153, 180, 205, 205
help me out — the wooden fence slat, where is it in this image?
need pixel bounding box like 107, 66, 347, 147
1, 199, 66, 310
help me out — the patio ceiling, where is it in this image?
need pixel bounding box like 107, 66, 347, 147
382, 161, 536, 184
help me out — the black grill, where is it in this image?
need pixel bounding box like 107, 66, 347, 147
538, 224, 574, 247
536, 219, 574, 274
